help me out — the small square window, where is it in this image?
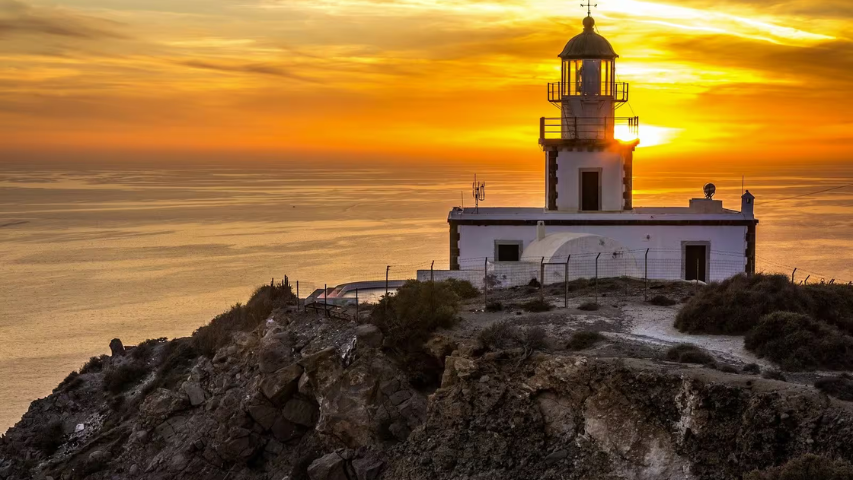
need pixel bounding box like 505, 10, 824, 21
496, 243, 521, 262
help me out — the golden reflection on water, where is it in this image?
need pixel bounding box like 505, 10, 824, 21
2, 162, 853, 431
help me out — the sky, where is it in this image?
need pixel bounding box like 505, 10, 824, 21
1, 0, 852, 168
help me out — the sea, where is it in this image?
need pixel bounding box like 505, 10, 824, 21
2, 159, 853, 432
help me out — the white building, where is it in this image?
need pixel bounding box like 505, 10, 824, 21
440, 15, 758, 286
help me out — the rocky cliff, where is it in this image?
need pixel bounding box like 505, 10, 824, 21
2, 304, 853, 480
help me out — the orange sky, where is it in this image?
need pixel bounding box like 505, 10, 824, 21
1, 0, 851, 167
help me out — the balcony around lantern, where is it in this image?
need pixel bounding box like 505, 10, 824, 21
539, 116, 639, 145
547, 82, 629, 103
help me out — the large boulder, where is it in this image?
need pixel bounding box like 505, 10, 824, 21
260, 363, 304, 406
308, 453, 349, 480
355, 325, 383, 349
109, 338, 125, 357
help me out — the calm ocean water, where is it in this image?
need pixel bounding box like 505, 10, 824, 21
2, 160, 853, 432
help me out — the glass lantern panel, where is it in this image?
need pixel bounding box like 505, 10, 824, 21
580, 59, 601, 95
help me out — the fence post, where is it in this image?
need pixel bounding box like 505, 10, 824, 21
296, 281, 300, 309
355, 288, 359, 321
324, 283, 329, 318
564, 255, 570, 308
644, 248, 649, 301
595, 253, 601, 305
484, 257, 488, 307
540, 257, 545, 299
431, 261, 435, 283
791, 268, 797, 284
804, 275, 810, 285
385, 266, 390, 297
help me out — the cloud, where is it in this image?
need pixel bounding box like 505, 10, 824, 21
177, 59, 321, 82
0, 0, 127, 39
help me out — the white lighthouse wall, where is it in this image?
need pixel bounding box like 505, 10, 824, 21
455, 224, 747, 282
555, 150, 624, 211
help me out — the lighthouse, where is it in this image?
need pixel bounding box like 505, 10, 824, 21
542, 14, 639, 212
431, 13, 759, 285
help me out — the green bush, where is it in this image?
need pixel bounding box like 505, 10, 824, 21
665, 344, 713, 365
744, 312, 853, 371
521, 299, 553, 312
578, 301, 600, 312
370, 280, 460, 388
676, 273, 853, 335
649, 295, 677, 306
815, 374, 853, 402
442, 278, 480, 300
103, 363, 148, 394
194, 284, 295, 356
744, 454, 853, 479
568, 331, 605, 350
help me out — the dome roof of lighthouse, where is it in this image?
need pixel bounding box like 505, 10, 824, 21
559, 17, 619, 60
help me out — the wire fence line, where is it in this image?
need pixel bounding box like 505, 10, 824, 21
270, 249, 853, 314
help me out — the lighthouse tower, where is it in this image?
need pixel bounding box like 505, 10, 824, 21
541, 14, 639, 212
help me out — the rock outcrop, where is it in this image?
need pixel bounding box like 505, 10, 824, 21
2, 311, 853, 480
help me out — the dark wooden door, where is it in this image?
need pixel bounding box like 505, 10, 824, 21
685, 245, 707, 282
581, 171, 600, 211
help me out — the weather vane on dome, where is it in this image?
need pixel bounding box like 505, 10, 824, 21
580, 0, 597, 17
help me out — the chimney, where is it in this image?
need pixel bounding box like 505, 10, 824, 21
536, 221, 546, 241
741, 190, 755, 218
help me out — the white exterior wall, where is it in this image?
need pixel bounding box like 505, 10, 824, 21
457, 224, 747, 282
555, 150, 624, 211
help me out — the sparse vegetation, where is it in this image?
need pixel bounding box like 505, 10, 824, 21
665, 344, 714, 365
103, 363, 148, 394
567, 331, 605, 350
54, 371, 83, 393
648, 295, 677, 306
80, 355, 108, 374
193, 283, 295, 356
744, 454, 853, 479
815, 374, 853, 402
521, 298, 553, 313
132, 337, 167, 361
676, 273, 853, 335
745, 312, 853, 371
577, 301, 600, 311
443, 278, 480, 300
485, 301, 503, 312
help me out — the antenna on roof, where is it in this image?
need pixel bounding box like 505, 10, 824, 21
472, 175, 486, 214
580, 0, 597, 17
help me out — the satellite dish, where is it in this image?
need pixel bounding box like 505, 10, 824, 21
703, 183, 716, 199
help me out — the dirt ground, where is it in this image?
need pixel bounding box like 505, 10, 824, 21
450, 279, 767, 371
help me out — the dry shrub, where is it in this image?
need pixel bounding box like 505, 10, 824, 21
443, 278, 480, 300
742, 363, 761, 374
132, 337, 167, 361
648, 295, 677, 306
521, 299, 553, 312
745, 312, 853, 371
815, 374, 853, 402
744, 454, 853, 479
676, 273, 853, 335
568, 331, 605, 350
485, 301, 503, 312
54, 371, 82, 393
80, 355, 108, 374
665, 344, 713, 365
578, 302, 600, 311
477, 322, 548, 352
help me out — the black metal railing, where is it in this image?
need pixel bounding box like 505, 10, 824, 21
539, 116, 639, 141
547, 82, 629, 103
